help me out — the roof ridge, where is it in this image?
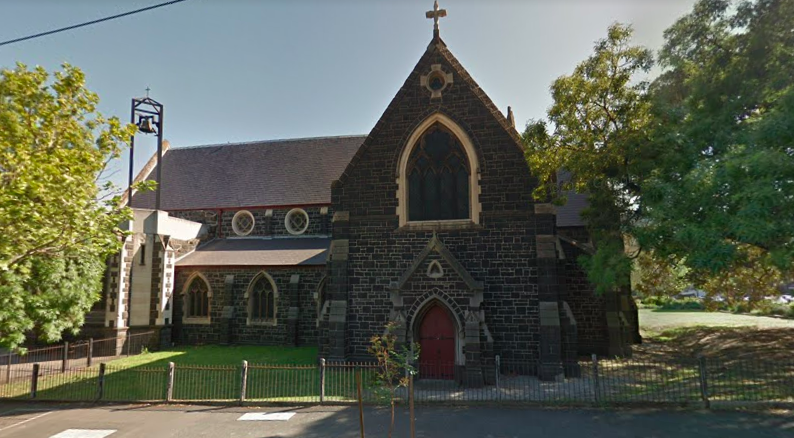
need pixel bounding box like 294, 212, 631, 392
172, 134, 367, 151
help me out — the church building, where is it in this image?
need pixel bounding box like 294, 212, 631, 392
87, 3, 638, 384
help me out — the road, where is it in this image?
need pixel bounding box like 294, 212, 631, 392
0, 402, 792, 438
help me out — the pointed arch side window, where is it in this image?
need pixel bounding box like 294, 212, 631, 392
184, 275, 211, 322
248, 274, 276, 323
407, 124, 471, 221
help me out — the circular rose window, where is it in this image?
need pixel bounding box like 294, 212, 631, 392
232, 210, 255, 236
428, 72, 446, 91
285, 208, 310, 235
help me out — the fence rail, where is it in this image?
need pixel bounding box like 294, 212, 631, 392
1, 331, 154, 389
1, 354, 792, 408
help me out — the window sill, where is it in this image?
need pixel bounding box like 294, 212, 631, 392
247, 319, 277, 327
183, 317, 211, 325
396, 219, 480, 233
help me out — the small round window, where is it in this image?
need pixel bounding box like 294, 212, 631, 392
232, 210, 255, 236
428, 72, 446, 91
285, 208, 310, 235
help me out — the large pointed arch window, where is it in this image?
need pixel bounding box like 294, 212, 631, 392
407, 124, 470, 221
183, 274, 211, 323
247, 273, 277, 324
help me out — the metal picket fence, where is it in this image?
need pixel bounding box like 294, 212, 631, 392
1, 355, 792, 408
0, 331, 154, 391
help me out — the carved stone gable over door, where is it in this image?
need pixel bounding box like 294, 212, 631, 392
388, 233, 492, 387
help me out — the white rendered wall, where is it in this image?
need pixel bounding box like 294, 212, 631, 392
129, 234, 153, 326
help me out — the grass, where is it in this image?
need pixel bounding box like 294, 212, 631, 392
108, 345, 318, 368
0, 345, 381, 403
639, 308, 794, 335
4, 310, 793, 405
633, 309, 794, 403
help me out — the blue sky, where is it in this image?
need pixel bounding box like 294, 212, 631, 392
0, 0, 696, 189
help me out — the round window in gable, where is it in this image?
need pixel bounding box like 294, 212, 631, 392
428, 72, 446, 91
232, 210, 255, 236
285, 208, 310, 235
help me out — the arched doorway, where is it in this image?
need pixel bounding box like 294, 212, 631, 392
417, 304, 456, 379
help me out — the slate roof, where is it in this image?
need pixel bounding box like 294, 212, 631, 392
555, 171, 588, 228
556, 192, 588, 227
131, 136, 365, 210
176, 238, 330, 267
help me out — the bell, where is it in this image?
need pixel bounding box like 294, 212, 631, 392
137, 116, 157, 134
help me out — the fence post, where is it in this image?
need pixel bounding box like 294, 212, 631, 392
87, 338, 94, 368
591, 354, 600, 404
61, 341, 69, 373
495, 355, 501, 401
356, 369, 365, 438
30, 363, 40, 399
240, 360, 248, 405
698, 356, 710, 409
319, 358, 326, 404
5, 352, 11, 384
409, 373, 415, 438
97, 363, 106, 401
166, 362, 175, 402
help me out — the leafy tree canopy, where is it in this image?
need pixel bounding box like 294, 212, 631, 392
0, 63, 136, 350
522, 23, 654, 293
525, 1, 793, 292
639, 0, 794, 275
698, 245, 785, 309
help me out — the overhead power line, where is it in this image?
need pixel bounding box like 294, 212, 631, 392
0, 0, 191, 48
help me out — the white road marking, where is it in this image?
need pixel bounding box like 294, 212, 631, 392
0, 410, 54, 432
49, 429, 117, 438
237, 412, 296, 421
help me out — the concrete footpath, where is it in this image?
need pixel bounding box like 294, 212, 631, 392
0, 402, 792, 438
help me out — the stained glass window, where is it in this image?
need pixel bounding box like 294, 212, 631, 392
250, 275, 275, 321
186, 276, 210, 318
407, 124, 470, 221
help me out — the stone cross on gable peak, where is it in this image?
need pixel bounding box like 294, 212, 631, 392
425, 1, 447, 39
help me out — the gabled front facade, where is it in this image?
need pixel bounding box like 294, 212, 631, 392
87, 9, 638, 384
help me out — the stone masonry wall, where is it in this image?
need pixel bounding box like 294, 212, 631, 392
332, 40, 549, 364
172, 266, 322, 346
170, 207, 332, 239
558, 226, 609, 355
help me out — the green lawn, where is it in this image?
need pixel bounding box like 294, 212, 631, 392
639, 308, 794, 334
5, 312, 792, 404
635, 309, 794, 403
0, 345, 378, 403
108, 345, 318, 368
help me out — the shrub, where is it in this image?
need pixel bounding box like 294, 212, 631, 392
638, 296, 704, 310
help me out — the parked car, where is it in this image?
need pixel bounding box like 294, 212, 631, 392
677, 288, 707, 300
776, 294, 794, 304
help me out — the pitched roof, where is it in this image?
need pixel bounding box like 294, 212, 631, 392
176, 238, 330, 267
556, 170, 588, 228
556, 192, 588, 227
130, 136, 365, 210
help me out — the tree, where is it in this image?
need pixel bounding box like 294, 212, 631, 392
522, 23, 654, 292
699, 245, 785, 310
0, 63, 136, 350
367, 322, 419, 438
634, 251, 689, 299
639, 0, 794, 276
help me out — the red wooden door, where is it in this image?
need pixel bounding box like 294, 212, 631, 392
418, 305, 455, 379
